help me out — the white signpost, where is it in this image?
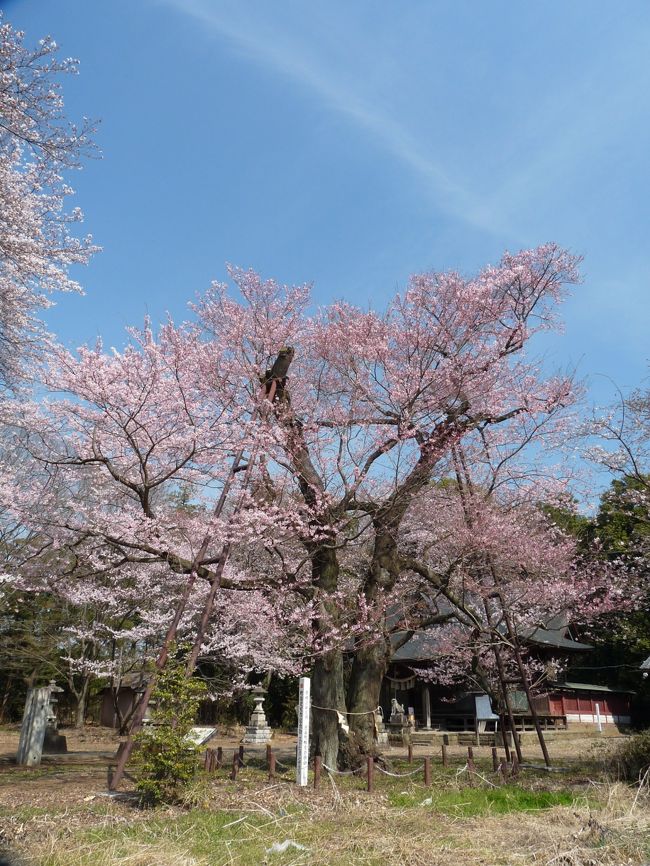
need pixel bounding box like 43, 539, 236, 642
595, 702, 603, 733
296, 676, 310, 786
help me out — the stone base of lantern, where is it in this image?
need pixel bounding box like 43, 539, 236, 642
242, 688, 273, 744
43, 727, 68, 754
242, 725, 273, 744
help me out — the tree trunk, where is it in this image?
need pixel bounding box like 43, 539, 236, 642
308, 542, 347, 769
346, 639, 389, 756
74, 675, 91, 728
345, 524, 398, 759
0, 678, 12, 724
311, 647, 346, 770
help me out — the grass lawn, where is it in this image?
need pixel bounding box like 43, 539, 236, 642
1, 750, 649, 866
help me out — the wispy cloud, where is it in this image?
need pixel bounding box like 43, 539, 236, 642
156, 0, 515, 239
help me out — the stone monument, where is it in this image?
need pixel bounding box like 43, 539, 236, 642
17, 680, 68, 766
242, 686, 272, 744
374, 705, 389, 746
389, 697, 407, 727
387, 696, 411, 742
43, 680, 67, 754
16, 686, 50, 766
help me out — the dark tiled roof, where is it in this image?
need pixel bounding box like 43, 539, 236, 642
387, 594, 588, 668
524, 625, 592, 652
391, 630, 443, 661
100, 672, 150, 691
554, 681, 635, 695
392, 610, 592, 661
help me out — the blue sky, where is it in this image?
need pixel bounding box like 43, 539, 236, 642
4, 0, 650, 408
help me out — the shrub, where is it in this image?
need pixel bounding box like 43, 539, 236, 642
610, 728, 650, 782
134, 651, 207, 805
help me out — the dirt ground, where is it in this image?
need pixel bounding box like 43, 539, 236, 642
0, 725, 644, 866
0, 722, 625, 811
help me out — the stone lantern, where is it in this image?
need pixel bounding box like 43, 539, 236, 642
242, 685, 272, 744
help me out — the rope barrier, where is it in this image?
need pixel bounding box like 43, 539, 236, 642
311, 705, 377, 715
323, 764, 358, 776
470, 769, 499, 788
309, 704, 382, 737
453, 761, 498, 787
375, 764, 425, 778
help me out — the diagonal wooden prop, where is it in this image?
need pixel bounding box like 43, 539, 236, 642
109, 348, 294, 790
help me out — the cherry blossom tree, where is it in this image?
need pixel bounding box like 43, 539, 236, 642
582, 378, 650, 695
398, 441, 625, 764
0, 287, 310, 772
591, 381, 650, 500
0, 15, 97, 389
4, 244, 589, 771
248, 244, 582, 766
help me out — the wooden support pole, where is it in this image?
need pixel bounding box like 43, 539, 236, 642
314, 755, 322, 790
467, 745, 474, 761
467, 756, 475, 787
230, 750, 238, 781
407, 743, 413, 764
498, 757, 508, 781
499, 714, 512, 762
238, 744, 245, 768
441, 744, 448, 767
424, 756, 431, 786
491, 746, 498, 772
216, 746, 223, 769
510, 753, 519, 777
107, 368, 291, 792
366, 756, 374, 793
266, 744, 272, 768
268, 750, 276, 781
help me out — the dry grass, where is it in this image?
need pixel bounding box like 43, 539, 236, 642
2, 773, 649, 866
1, 732, 648, 866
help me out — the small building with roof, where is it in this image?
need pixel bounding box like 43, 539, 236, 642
379, 611, 633, 736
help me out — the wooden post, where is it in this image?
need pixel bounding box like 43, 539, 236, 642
203, 749, 211, 771
407, 743, 413, 764
424, 756, 431, 786
269, 750, 276, 781
266, 743, 272, 768
107, 371, 287, 792
491, 746, 498, 773
230, 750, 238, 781
441, 744, 448, 767
467, 745, 474, 761
238, 744, 245, 768
498, 757, 508, 781
366, 756, 374, 793
314, 755, 322, 790
467, 756, 475, 787
216, 746, 223, 769
499, 713, 511, 762
510, 753, 519, 777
